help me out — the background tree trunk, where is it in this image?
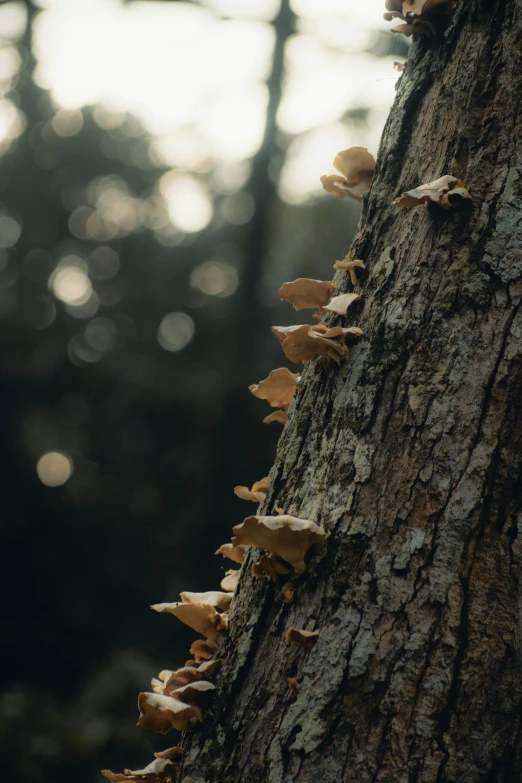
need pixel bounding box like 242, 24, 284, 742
179, 1, 522, 780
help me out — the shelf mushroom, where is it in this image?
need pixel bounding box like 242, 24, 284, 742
137, 692, 202, 733
102, 747, 183, 782
232, 514, 328, 575
321, 147, 376, 202
393, 175, 471, 209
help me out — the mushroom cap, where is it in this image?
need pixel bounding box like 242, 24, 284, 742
102, 754, 179, 781
151, 670, 179, 696
215, 542, 248, 564
271, 324, 349, 365
263, 410, 288, 426
403, 0, 455, 14
394, 175, 471, 209
137, 692, 202, 733
323, 293, 361, 316
277, 278, 333, 311
218, 611, 229, 630
333, 259, 365, 272
150, 601, 223, 640
333, 147, 376, 185
391, 20, 434, 35
189, 638, 217, 661
333, 259, 366, 286
320, 174, 356, 200
232, 515, 328, 574
285, 626, 320, 648
154, 748, 183, 761
180, 590, 232, 611
164, 667, 200, 686
196, 658, 221, 676
251, 552, 292, 581
220, 569, 239, 592
164, 659, 221, 685
171, 680, 216, 707
234, 476, 270, 505
249, 367, 300, 408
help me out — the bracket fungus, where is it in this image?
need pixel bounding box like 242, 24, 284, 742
285, 626, 321, 649
324, 292, 361, 317
234, 476, 270, 505
180, 590, 232, 611
151, 670, 180, 696
321, 147, 376, 202
249, 367, 299, 409
232, 514, 328, 575
194, 658, 221, 676
102, 748, 183, 782
263, 410, 288, 426
220, 569, 239, 592
249, 367, 298, 426
393, 175, 471, 210
384, 0, 457, 36
215, 542, 248, 564
272, 323, 362, 365
153, 660, 221, 689
251, 552, 292, 581
150, 601, 225, 640
277, 278, 333, 311
138, 692, 202, 733
333, 259, 366, 286
171, 680, 216, 708
189, 638, 217, 661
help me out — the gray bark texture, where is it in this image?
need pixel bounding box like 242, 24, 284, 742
179, 1, 522, 780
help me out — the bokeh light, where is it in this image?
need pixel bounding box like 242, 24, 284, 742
28, 0, 399, 203
89, 246, 120, 280
279, 122, 354, 204
0, 1, 27, 40
221, 192, 256, 225
52, 107, 84, 137
84, 317, 118, 352
0, 214, 21, 248
190, 261, 239, 298
50, 265, 92, 306
36, 451, 73, 487
157, 312, 195, 352
22, 295, 57, 330
203, 0, 281, 21
160, 173, 213, 234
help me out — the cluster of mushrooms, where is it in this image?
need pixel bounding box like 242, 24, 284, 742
102, 491, 329, 781
384, 0, 457, 37
320, 148, 470, 212
103, 4, 471, 779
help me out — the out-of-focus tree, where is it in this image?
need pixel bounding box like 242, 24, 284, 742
0, 1, 401, 781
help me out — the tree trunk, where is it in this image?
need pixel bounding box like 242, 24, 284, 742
179, 1, 522, 780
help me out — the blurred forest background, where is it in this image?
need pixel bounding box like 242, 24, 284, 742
0, 0, 407, 780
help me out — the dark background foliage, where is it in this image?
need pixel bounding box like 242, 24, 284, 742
0, 1, 406, 780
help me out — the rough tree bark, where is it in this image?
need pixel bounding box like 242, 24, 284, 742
179, 1, 522, 780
